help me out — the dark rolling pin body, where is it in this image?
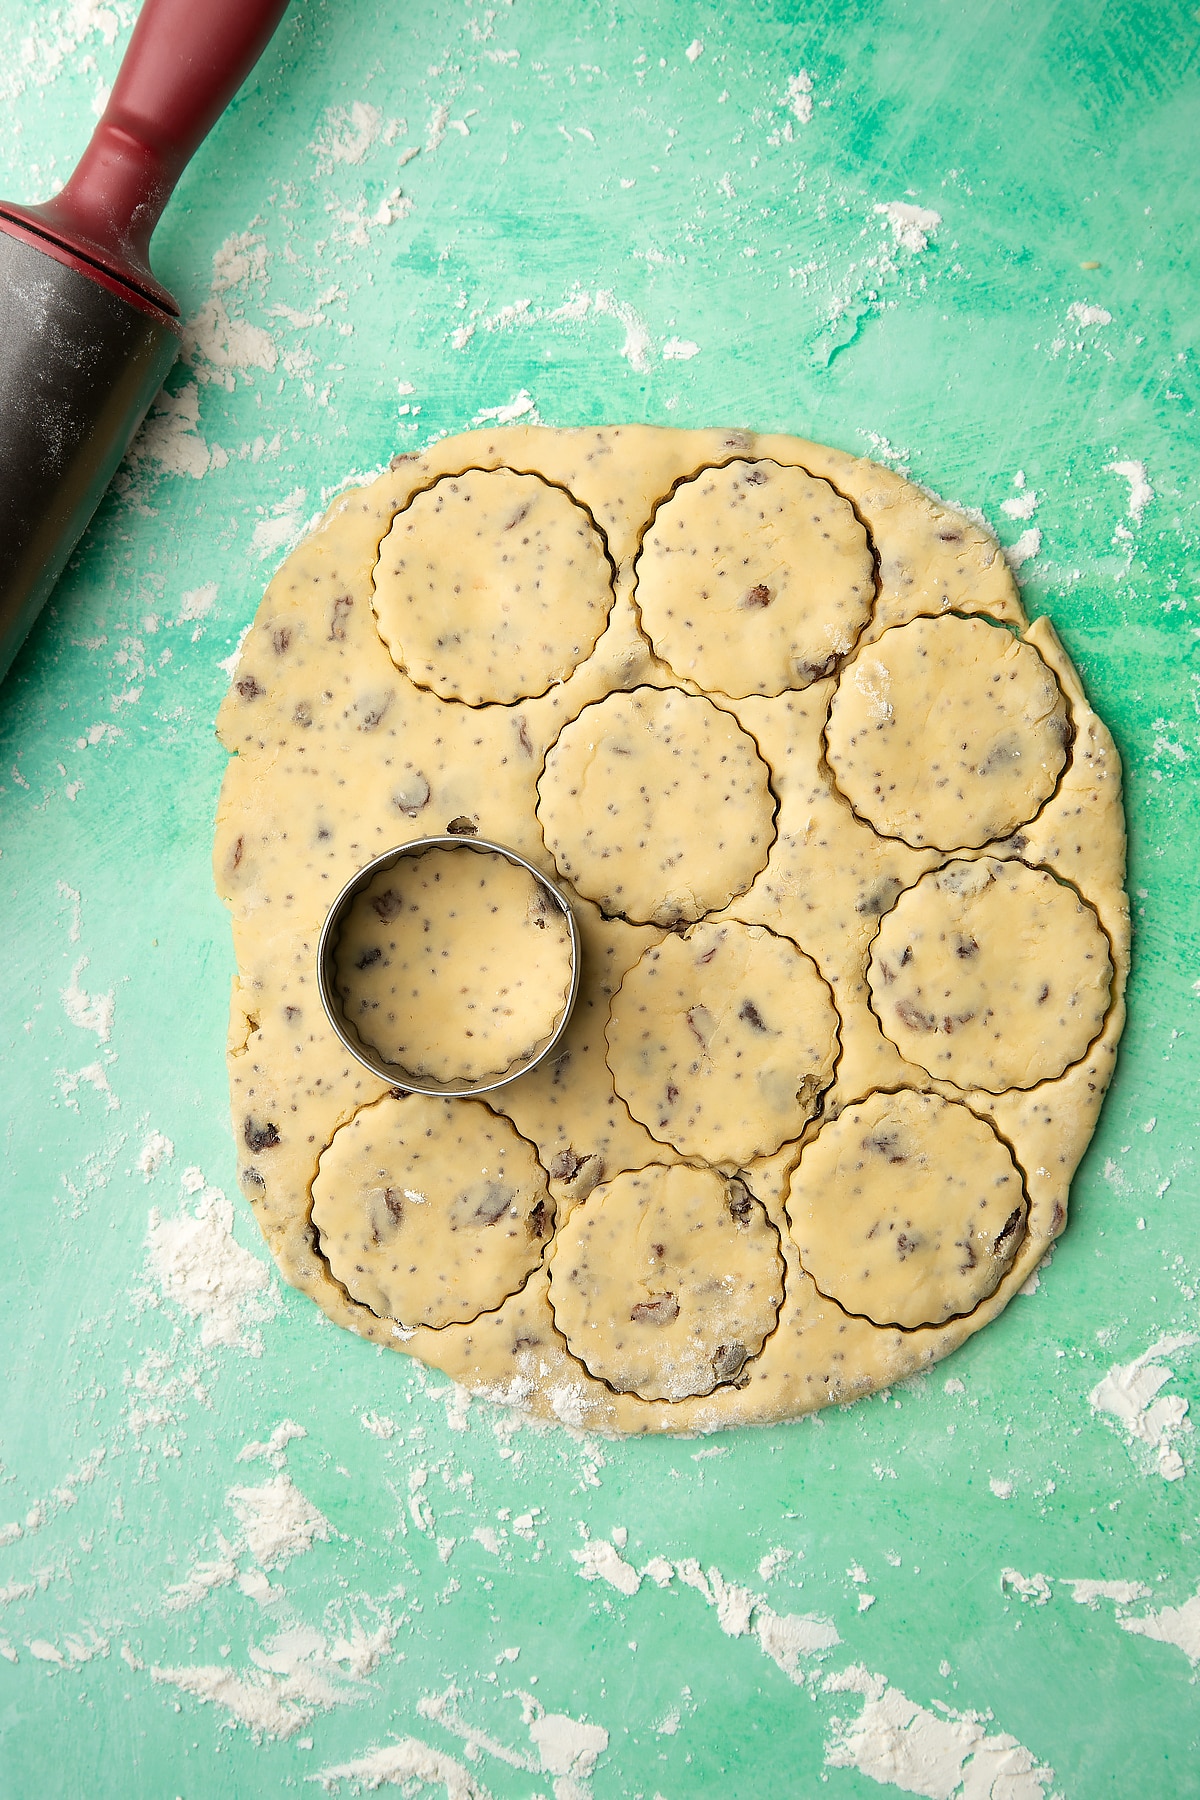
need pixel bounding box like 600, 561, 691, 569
0, 0, 291, 689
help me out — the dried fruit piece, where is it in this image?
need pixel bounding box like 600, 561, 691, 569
372, 468, 614, 704
537, 686, 775, 926
825, 616, 1069, 849
311, 1092, 553, 1327
606, 919, 839, 1163
635, 460, 875, 698
548, 1164, 783, 1401
869, 858, 1113, 1091
786, 1091, 1026, 1329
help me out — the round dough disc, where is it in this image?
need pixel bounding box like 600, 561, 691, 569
311, 1093, 553, 1327
605, 919, 839, 1164
537, 686, 775, 926
786, 1090, 1027, 1330
332, 847, 574, 1084
634, 459, 875, 697
825, 615, 1070, 849
372, 468, 614, 704
868, 857, 1114, 1091
548, 1164, 784, 1401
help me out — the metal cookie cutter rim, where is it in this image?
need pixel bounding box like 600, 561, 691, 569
316, 833, 581, 1098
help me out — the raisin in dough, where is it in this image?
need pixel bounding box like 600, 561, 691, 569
868, 858, 1113, 1092
547, 1164, 784, 1401
332, 848, 574, 1084
826, 615, 1070, 849
537, 687, 775, 926
311, 1092, 553, 1326
635, 460, 875, 698
605, 920, 839, 1164
214, 422, 1128, 1436
786, 1090, 1026, 1329
372, 468, 614, 704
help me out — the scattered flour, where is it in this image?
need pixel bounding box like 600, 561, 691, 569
571, 1536, 641, 1596
873, 202, 942, 254
756, 1607, 842, 1681
137, 1130, 174, 1179
1000, 1569, 1053, 1606
315, 1737, 487, 1796
1105, 459, 1153, 526
1089, 1333, 1197, 1480
473, 390, 540, 427
177, 582, 218, 624
126, 381, 217, 480
758, 1545, 794, 1582
685, 38, 704, 63
662, 336, 701, 360
1067, 302, 1113, 329
251, 487, 312, 559
61, 956, 114, 1042
1065, 1579, 1152, 1609
785, 70, 814, 124
823, 1671, 1056, 1798
1003, 527, 1042, 575
237, 1420, 307, 1469
1120, 1591, 1200, 1665
227, 1474, 331, 1570
152, 1620, 393, 1742
144, 1177, 276, 1353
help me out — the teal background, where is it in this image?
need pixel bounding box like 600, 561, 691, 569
1, 0, 1198, 1793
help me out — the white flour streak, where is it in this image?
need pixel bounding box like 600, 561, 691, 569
137, 1130, 174, 1179
1000, 490, 1039, 521
1004, 527, 1042, 575
177, 582, 218, 623
1120, 1591, 1200, 1664
758, 1545, 794, 1581
662, 336, 701, 360
755, 1607, 842, 1680
1089, 1332, 1197, 1480
1065, 1578, 1151, 1608
529, 1709, 610, 1797
824, 1673, 1056, 1798
473, 390, 540, 427
873, 202, 942, 254
127, 382, 216, 480
251, 487, 311, 559
686, 38, 704, 62
1105, 459, 1153, 526
56, 879, 82, 942
227, 1474, 331, 1569
152, 1621, 392, 1742
315, 1737, 489, 1796
418, 1689, 538, 1772
61, 956, 114, 1042
56, 1060, 119, 1112
163, 1537, 240, 1612
237, 1420, 307, 1469
593, 290, 653, 370
145, 1179, 276, 1353
571, 1536, 641, 1596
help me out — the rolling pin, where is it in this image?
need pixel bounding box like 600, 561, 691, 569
0, 0, 292, 689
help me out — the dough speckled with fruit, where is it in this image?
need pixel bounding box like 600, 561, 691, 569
214, 423, 1128, 1435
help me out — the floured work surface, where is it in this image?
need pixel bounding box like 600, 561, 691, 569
214, 425, 1128, 1435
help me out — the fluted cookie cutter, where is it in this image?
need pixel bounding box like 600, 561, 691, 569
317, 834, 581, 1098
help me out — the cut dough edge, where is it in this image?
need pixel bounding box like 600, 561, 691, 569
215, 425, 1128, 1435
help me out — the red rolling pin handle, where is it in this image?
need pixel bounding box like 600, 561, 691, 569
1, 0, 291, 312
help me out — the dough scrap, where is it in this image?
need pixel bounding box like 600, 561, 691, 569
372, 468, 614, 704
311, 1092, 553, 1327
605, 920, 839, 1164
634, 459, 875, 697
868, 857, 1113, 1092
214, 423, 1128, 1435
537, 686, 776, 926
785, 1090, 1026, 1329
825, 615, 1070, 849
547, 1164, 784, 1401
331, 847, 573, 1084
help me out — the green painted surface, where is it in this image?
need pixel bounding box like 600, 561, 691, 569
1, 1, 1198, 1793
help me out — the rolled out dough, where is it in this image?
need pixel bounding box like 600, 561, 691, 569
214, 424, 1128, 1435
